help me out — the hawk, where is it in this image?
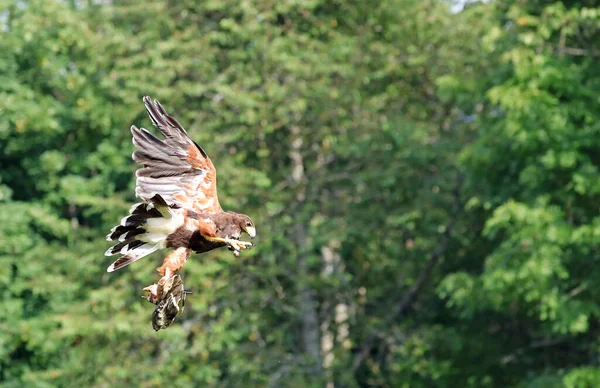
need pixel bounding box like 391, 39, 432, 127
105, 96, 256, 300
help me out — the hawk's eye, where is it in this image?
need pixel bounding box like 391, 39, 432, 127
246, 222, 252, 227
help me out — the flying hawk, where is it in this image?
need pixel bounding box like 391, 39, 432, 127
105, 96, 256, 299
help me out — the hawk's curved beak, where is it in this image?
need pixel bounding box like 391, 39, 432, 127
246, 226, 256, 239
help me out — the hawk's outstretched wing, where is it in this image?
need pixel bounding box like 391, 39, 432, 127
131, 96, 222, 213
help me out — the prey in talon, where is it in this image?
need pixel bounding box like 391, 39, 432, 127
152, 286, 192, 331
104, 96, 257, 328
142, 273, 173, 305
142, 274, 191, 331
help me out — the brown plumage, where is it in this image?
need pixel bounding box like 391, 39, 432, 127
105, 96, 257, 311
166, 211, 255, 252
143, 274, 190, 331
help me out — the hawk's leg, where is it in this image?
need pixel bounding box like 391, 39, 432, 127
144, 248, 191, 304
156, 247, 192, 277
205, 236, 254, 252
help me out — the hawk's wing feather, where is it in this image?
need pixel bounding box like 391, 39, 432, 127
132, 96, 222, 213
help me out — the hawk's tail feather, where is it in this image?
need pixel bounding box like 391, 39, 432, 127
106, 243, 161, 273
107, 224, 146, 242
106, 198, 169, 242
105, 194, 185, 273
105, 199, 165, 272
105, 239, 144, 256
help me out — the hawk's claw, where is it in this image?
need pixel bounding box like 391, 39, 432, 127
230, 240, 254, 251
143, 283, 160, 304
143, 273, 171, 304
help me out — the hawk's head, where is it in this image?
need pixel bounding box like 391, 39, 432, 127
226, 212, 256, 239
237, 214, 256, 239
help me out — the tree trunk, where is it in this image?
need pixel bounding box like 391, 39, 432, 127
289, 125, 322, 374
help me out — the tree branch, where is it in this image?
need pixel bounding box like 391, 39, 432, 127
550, 44, 600, 58
500, 337, 568, 365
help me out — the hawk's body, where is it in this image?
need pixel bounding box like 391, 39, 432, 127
166, 210, 251, 252
105, 96, 255, 281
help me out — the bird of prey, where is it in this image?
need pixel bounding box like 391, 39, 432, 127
105, 96, 256, 301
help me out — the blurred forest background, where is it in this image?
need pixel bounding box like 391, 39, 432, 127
1, 0, 600, 386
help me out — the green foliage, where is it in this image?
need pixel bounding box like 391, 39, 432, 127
1, 0, 600, 386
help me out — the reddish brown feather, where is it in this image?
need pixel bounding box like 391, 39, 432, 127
156, 248, 191, 277
197, 217, 219, 238
134, 97, 222, 213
